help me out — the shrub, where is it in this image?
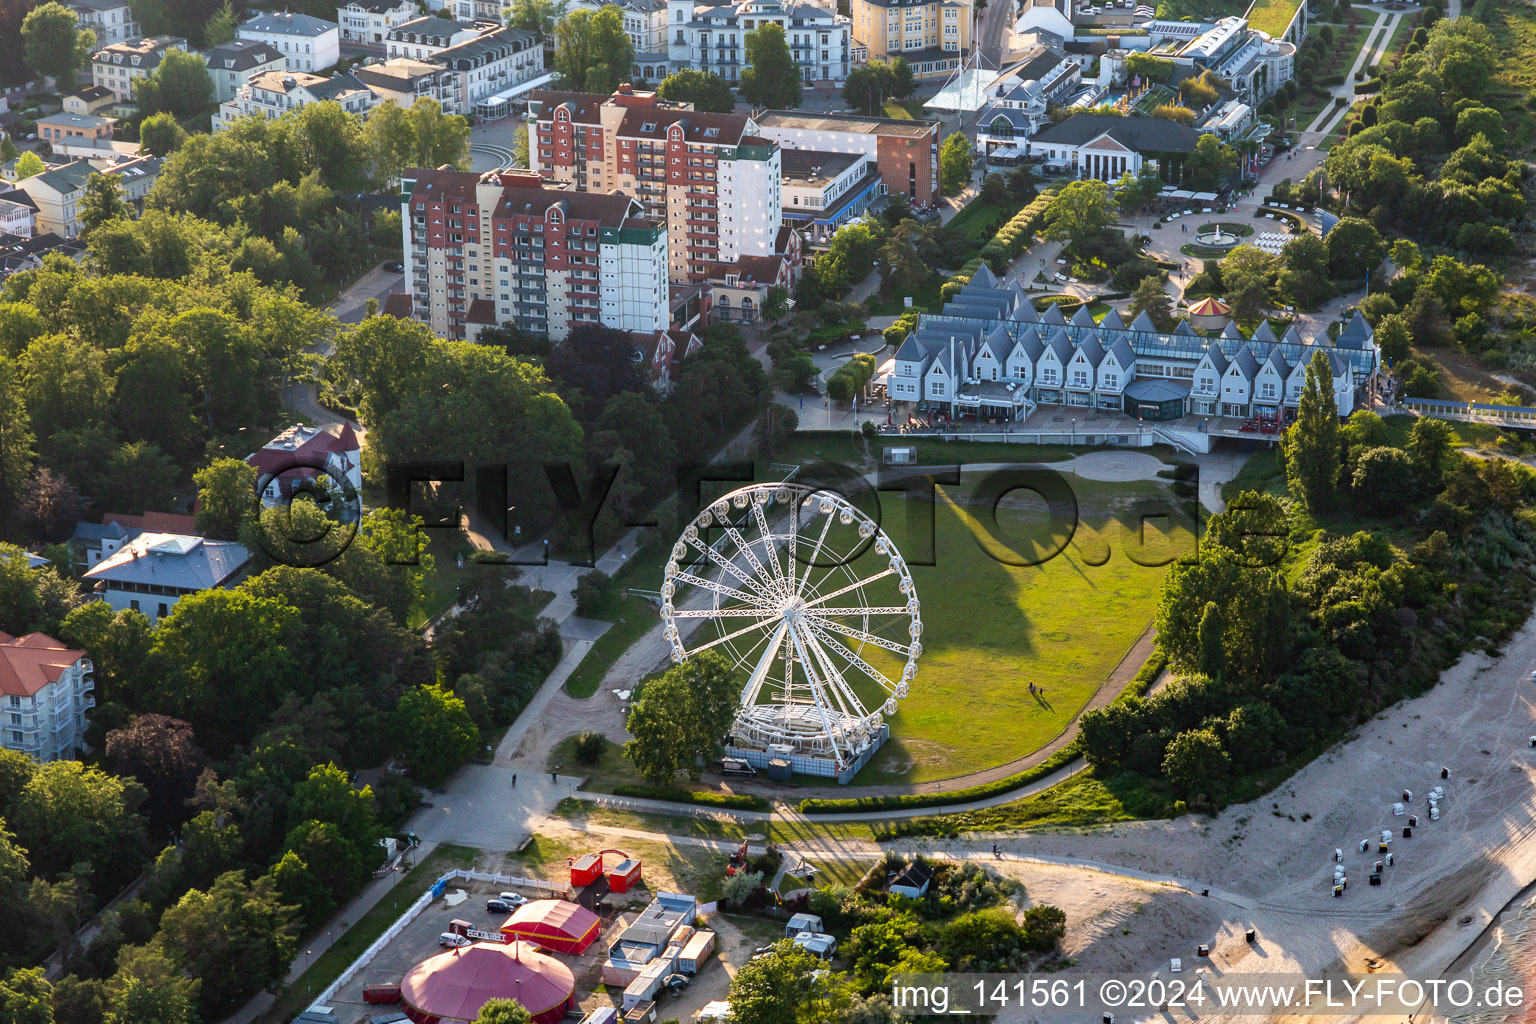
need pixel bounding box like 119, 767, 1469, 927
609, 784, 771, 810
572, 569, 617, 616
574, 731, 607, 764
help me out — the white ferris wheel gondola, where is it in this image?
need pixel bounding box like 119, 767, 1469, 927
659, 482, 922, 770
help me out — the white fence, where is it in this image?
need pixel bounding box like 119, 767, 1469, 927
307, 868, 565, 1012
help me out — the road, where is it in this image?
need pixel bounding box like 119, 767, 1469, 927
279, 263, 402, 431
977, 0, 1017, 68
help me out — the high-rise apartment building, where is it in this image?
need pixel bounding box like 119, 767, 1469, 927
530, 85, 782, 283
401, 168, 669, 341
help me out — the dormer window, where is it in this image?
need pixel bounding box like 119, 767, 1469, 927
642, 121, 657, 131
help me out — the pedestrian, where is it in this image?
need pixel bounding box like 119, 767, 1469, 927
512, 773, 517, 787
552, 770, 558, 782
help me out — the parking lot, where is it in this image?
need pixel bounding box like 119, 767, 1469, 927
320, 868, 763, 1024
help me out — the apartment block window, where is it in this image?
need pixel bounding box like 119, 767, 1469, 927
7, 697, 17, 707
931, 382, 945, 396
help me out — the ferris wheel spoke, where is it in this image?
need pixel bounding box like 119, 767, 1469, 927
801, 567, 896, 610
750, 500, 791, 590
793, 620, 870, 731
793, 506, 836, 598
721, 523, 784, 601
805, 615, 913, 657
740, 620, 789, 709
689, 538, 780, 605
787, 624, 853, 764
822, 606, 912, 618
803, 620, 901, 697
669, 570, 775, 609
668, 607, 781, 619
683, 614, 781, 657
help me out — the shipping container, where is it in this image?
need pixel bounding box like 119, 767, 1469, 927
678, 930, 716, 974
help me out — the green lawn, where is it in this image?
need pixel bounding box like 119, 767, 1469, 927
565, 592, 660, 697
263, 843, 481, 1024
867, 273, 945, 316
945, 199, 1024, 245
1245, 0, 1302, 39
843, 474, 1191, 784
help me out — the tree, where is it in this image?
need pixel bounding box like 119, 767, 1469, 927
104, 944, 197, 1024
739, 22, 801, 109
506, 0, 566, 37
11, 760, 144, 882
727, 941, 820, 1024
193, 457, 256, 541
545, 323, 646, 418
1375, 312, 1410, 365
1021, 905, 1067, 951
624, 652, 739, 785
1040, 178, 1118, 258
755, 402, 798, 456
407, 97, 470, 170
0, 138, 16, 165
1407, 417, 1453, 479
1276, 232, 1329, 309
1324, 217, 1385, 281
878, 218, 931, 295
762, 285, 789, 322
17, 469, 82, 543
473, 1000, 532, 1024
104, 715, 207, 833
22, 2, 93, 82
1127, 275, 1173, 330
1351, 446, 1413, 515
1162, 727, 1230, 801
13, 152, 45, 180
939, 132, 972, 195
393, 683, 478, 786
78, 174, 129, 236
511, 122, 529, 168
155, 871, 298, 1017
0, 364, 33, 528
1282, 349, 1341, 512
1183, 133, 1236, 191
553, 6, 633, 93
657, 69, 735, 113
0, 967, 53, 1024
133, 49, 211, 120
205, 0, 236, 45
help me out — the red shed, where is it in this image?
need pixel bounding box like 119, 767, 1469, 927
570, 852, 603, 887
607, 858, 642, 893
500, 899, 602, 954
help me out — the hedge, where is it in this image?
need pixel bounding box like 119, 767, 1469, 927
611, 784, 771, 811
797, 741, 1084, 814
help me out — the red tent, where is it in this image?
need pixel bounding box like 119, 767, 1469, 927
499, 900, 602, 955
400, 941, 574, 1024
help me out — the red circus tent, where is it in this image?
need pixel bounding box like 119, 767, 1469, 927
400, 940, 575, 1024
499, 899, 602, 955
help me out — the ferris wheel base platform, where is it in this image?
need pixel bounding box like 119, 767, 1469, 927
724, 723, 889, 784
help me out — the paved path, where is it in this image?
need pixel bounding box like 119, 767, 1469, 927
1303, 7, 1403, 141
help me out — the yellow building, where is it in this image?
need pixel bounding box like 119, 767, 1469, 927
851, 0, 971, 72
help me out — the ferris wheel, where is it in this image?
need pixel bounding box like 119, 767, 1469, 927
659, 482, 922, 769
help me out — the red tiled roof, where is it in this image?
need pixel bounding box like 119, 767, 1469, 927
382, 292, 413, 318
103, 511, 197, 533
0, 632, 85, 699
531, 89, 608, 124
467, 298, 496, 325
613, 107, 751, 145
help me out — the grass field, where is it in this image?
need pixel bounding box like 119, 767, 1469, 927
945, 199, 1024, 244
841, 474, 1190, 784
564, 592, 659, 697
1244, 0, 1302, 40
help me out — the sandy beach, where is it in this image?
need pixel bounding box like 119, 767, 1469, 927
960, 605, 1536, 1022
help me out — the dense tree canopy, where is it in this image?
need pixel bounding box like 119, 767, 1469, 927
656, 69, 735, 112
553, 6, 633, 93
739, 23, 801, 109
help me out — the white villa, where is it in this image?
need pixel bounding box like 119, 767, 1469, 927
0, 632, 95, 762
890, 266, 1376, 425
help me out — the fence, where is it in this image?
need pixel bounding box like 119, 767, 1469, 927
1398, 396, 1536, 430
307, 868, 565, 1012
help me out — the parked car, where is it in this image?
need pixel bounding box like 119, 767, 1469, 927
439, 932, 471, 948
487, 898, 514, 914
497, 892, 528, 908
664, 974, 689, 996
720, 757, 757, 777
382, 260, 402, 272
